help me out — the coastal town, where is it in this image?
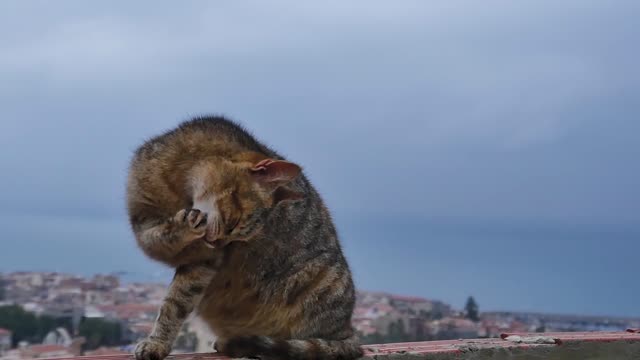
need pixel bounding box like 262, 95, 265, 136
0, 272, 638, 359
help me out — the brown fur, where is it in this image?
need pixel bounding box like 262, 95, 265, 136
127, 116, 362, 360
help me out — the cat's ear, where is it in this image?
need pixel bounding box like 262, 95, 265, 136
273, 186, 304, 204
250, 159, 302, 185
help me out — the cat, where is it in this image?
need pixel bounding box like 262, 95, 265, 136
126, 116, 363, 360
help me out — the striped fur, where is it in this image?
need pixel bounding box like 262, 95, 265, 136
127, 116, 362, 360
135, 262, 218, 360
218, 335, 363, 360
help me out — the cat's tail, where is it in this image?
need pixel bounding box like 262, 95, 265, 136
218, 334, 364, 360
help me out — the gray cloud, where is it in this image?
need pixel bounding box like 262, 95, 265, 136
1, 0, 639, 314
1, 0, 638, 221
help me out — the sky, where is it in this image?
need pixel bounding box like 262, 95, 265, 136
1, 1, 639, 317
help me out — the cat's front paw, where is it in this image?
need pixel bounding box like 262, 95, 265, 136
135, 337, 171, 360
174, 208, 207, 239
213, 338, 227, 353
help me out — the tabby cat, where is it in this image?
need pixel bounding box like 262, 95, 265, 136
126, 116, 362, 360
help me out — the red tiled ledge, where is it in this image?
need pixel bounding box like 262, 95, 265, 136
41, 331, 640, 360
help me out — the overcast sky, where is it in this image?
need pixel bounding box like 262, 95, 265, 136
1, 1, 639, 316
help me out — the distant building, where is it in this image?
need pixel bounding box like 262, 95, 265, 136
97, 303, 159, 323
0, 328, 12, 353
429, 317, 480, 339
84, 347, 128, 356
19, 344, 72, 359
89, 275, 119, 291
21, 338, 85, 359
42, 328, 72, 347
389, 295, 434, 314
125, 323, 154, 343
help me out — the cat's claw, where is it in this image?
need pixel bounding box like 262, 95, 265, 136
135, 338, 170, 360
186, 208, 208, 229
174, 209, 207, 238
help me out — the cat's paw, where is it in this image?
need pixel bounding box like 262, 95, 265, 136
214, 337, 261, 359
134, 338, 170, 360
213, 338, 227, 353
174, 208, 207, 238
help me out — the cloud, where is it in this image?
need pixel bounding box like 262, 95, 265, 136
1, 0, 639, 316
0, 0, 638, 222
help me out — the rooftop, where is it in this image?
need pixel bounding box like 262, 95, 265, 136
39, 330, 640, 360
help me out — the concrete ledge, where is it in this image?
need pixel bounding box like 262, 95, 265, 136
363, 331, 640, 359
41, 331, 640, 360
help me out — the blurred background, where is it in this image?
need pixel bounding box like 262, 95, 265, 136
1, 1, 639, 357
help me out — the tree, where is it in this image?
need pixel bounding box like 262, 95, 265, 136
0, 305, 39, 346
359, 332, 385, 345
464, 296, 479, 322
0, 305, 68, 346
386, 319, 409, 343
78, 318, 123, 350
38, 315, 73, 339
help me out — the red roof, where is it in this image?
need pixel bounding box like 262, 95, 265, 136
128, 323, 154, 334
27, 344, 68, 354
98, 304, 158, 312
98, 304, 159, 319
389, 294, 431, 303
85, 347, 128, 356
